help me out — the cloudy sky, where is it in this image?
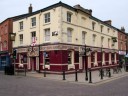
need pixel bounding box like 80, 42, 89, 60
0, 0, 128, 32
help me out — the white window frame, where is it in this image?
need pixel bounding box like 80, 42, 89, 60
31, 31, 36, 43
31, 17, 36, 27
82, 31, 86, 44
67, 28, 72, 42
44, 12, 50, 23
67, 12, 72, 22
19, 34, 23, 45
19, 21, 23, 30
92, 34, 96, 46
45, 29, 50, 41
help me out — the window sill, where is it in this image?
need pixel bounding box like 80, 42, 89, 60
30, 26, 36, 29
43, 22, 51, 26
18, 30, 24, 32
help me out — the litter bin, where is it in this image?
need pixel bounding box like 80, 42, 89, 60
4, 65, 14, 75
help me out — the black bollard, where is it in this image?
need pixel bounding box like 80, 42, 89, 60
75, 70, 78, 82
109, 68, 111, 77
100, 68, 103, 79
24, 67, 26, 76
44, 69, 46, 77
63, 70, 66, 80
89, 69, 92, 83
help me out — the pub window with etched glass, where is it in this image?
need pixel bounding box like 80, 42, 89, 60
68, 51, 72, 64
44, 12, 50, 23
19, 34, 23, 45
44, 52, 50, 65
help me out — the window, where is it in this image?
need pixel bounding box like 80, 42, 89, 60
120, 34, 122, 40
1, 56, 6, 66
31, 31, 36, 43
44, 12, 50, 23
92, 22, 95, 30
82, 31, 86, 44
101, 25, 103, 32
108, 28, 110, 33
101, 36, 104, 47
31, 17, 36, 27
3, 41, 7, 48
67, 28, 72, 42
108, 38, 110, 48
67, 12, 72, 22
4, 25, 7, 34
19, 34, 23, 45
45, 29, 50, 41
68, 51, 72, 64
92, 34, 96, 46
44, 52, 50, 65
121, 42, 123, 50
19, 21, 23, 30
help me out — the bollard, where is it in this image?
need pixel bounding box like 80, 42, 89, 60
100, 68, 103, 79
24, 67, 26, 76
63, 70, 66, 80
44, 69, 46, 77
89, 69, 92, 83
109, 68, 111, 77
75, 70, 78, 82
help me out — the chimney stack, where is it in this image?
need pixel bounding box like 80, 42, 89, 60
29, 4, 32, 13
121, 26, 125, 32
104, 20, 112, 25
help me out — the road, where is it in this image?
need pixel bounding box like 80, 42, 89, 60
0, 73, 128, 96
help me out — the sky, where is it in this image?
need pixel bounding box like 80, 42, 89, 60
0, 0, 128, 32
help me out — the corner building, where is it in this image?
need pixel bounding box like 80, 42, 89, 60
13, 2, 119, 73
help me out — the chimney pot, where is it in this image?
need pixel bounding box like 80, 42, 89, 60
29, 4, 32, 13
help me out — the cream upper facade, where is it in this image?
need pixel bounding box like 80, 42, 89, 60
13, 2, 118, 50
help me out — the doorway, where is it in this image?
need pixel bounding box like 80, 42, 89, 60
30, 57, 36, 71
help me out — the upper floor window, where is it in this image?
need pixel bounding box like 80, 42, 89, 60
44, 12, 50, 23
19, 34, 23, 45
19, 21, 23, 30
3, 41, 7, 49
31, 17, 36, 27
92, 22, 95, 30
121, 42, 123, 50
108, 38, 110, 48
108, 28, 110, 33
120, 34, 122, 40
92, 34, 96, 46
4, 25, 7, 34
67, 12, 72, 22
100, 25, 104, 32
45, 29, 50, 41
31, 31, 36, 43
82, 31, 86, 44
101, 36, 104, 47
67, 28, 72, 42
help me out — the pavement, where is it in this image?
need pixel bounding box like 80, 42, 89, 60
24, 67, 128, 85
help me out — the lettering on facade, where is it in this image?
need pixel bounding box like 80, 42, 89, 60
40, 44, 79, 51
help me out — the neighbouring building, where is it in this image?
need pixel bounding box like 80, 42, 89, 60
118, 27, 127, 64
0, 18, 13, 70
13, 2, 119, 73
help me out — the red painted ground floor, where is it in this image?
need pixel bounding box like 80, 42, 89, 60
13, 44, 119, 73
